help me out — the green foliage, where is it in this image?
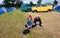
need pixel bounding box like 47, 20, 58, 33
30, 1, 34, 7
14, 0, 23, 5
53, 0, 58, 6
3, 0, 23, 7
37, 0, 42, 4
4, 0, 9, 5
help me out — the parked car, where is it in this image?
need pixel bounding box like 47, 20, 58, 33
31, 3, 53, 12
21, 4, 31, 12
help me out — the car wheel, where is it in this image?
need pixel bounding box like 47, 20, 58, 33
48, 9, 52, 12
28, 10, 30, 12
33, 10, 37, 13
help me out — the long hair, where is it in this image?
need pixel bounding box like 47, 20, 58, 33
28, 15, 32, 20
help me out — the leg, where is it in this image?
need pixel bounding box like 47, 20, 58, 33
25, 25, 28, 28
32, 25, 36, 28
28, 26, 32, 29
39, 23, 42, 26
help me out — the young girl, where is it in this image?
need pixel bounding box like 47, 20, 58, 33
25, 15, 32, 29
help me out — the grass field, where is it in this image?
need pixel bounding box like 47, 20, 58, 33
0, 9, 60, 38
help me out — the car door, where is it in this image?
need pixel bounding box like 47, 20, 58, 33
37, 5, 48, 11
37, 6, 43, 11
41, 5, 48, 11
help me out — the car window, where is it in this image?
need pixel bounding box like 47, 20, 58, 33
40, 4, 46, 7
35, 4, 50, 7
36, 4, 40, 7
27, 5, 30, 6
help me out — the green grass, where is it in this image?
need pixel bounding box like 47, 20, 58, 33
0, 9, 28, 38
0, 10, 60, 38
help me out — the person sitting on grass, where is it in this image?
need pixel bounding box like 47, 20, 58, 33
25, 15, 32, 29
33, 16, 42, 26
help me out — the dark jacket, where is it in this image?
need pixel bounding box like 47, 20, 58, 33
33, 17, 42, 25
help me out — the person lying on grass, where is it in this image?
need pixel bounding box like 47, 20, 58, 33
33, 16, 43, 26
25, 15, 32, 29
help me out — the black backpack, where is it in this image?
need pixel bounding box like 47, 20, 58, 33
23, 29, 30, 35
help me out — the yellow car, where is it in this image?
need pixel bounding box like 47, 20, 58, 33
31, 4, 53, 12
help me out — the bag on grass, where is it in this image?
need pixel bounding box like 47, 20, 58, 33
23, 29, 30, 34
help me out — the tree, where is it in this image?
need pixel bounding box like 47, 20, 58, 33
54, 0, 58, 6
37, 0, 42, 4
4, 0, 9, 5
30, 1, 34, 7
3, 0, 23, 7
16, 0, 23, 6
4, 0, 15, 5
